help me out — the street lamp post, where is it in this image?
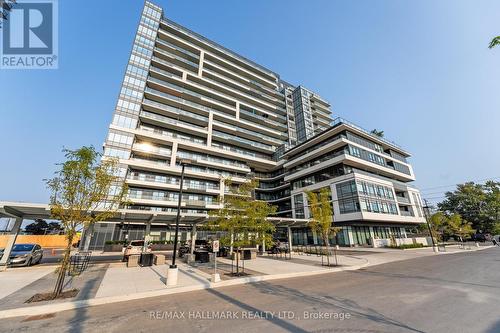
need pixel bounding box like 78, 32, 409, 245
166, 159, 190, 286
423, 199, 438, 253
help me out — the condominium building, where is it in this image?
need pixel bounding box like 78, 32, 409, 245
84, 1, 426, 250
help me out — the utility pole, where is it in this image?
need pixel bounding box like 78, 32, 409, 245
423, 199, 438, 253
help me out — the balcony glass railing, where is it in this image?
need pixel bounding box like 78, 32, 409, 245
399, 210, 414, 217
132, 143, 171, 156
145, 87, 212, 114
239, 109, 287, 130
212, 120, 284, 145
130, 157, 168, 166
139, 125, 206, 145
140, 110, 207, 129
147, 76, 235, 111
128, 174, 219, 191
128, 193, 215, 205
156, 37, 199, 60
396, 196, 411, 204
211, 142, 271, 160
154, 47, 199, 69
212, 130, 275, 151
143, 99, 208, 123
331, 117, 404, 150
177, 150, 248, 169
151, 56, 197, 75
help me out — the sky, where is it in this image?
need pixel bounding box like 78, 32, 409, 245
1, 0, 499, 217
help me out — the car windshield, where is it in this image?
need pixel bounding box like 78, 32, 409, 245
130, 241, 144, 246
12, 244, 34, 252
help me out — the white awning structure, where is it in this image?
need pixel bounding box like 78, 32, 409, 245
0, 201, 310, 226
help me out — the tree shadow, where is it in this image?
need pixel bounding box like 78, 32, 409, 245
247, 281, 425, 333
205, 287, 309, 333
65, 264, 109, 333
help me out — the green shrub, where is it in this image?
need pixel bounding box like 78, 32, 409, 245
105, 240, 126, 245
387, 243, 424, 249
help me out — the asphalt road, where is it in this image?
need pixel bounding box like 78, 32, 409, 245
2, 248, 499, 333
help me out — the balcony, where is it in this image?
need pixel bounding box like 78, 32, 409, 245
212, 120, 285, 146
212, 130, 275, 153
139, 125, 206, 145
132, 143, 171, 157
396, 195, 411, 204
140, 110, 207, 131
142, 99, 208, 125
156, 37, 199, 60
239, 109, 287, 130
154, 47, 198, 71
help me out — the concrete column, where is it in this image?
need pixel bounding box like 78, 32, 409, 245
312, 229, 319, 245
401, 227, 408, 238
190, 224, 197, 255
198, 51, 205, 77
219, 177, 225, 200
182, 71, 187, 81
0, 217, 23, 270
287, 226, 293, 252
368, 226, 375, 246
235, 102, 240, 120
82, 223, 95, 251
345, 226, 355, 247
207, 111, 213, 146
170, 142, 178, 167
143, 220, 152, 252
261, 238, 266, 253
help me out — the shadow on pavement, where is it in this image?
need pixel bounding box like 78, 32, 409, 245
247, 281, 425, 333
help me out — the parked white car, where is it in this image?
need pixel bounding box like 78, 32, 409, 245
123, 240, 151, 261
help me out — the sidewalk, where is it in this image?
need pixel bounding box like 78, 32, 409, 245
0, 244, 493, 319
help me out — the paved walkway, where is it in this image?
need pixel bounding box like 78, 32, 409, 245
96, 263, 209, 298
0, 266, 54, 299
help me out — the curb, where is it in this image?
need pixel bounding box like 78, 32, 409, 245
0, 261, 369, 320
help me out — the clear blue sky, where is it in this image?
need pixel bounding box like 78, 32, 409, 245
1, 0, 499, 208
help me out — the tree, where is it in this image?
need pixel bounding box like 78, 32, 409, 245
25, 219, 63, 235
447, 214, 474, 242
208, 178, 276, 275
46, 146, 127, 297
307, 188, 340, 266
370, 129, 384, 137
25, 219, 50, 235
489, 36, 500, 49
429, 212, 474, 242
438, 181, 500, 233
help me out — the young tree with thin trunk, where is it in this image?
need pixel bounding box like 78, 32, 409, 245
208, 178, 276, 275
46, 146, 127, 297
307, 188, 340, 266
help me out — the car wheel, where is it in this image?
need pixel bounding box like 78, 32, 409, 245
37, 256, 43, 264
26, 258, 32, 267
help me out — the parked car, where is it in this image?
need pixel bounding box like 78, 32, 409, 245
8, 244, 43, 267
123, 240, 151, 261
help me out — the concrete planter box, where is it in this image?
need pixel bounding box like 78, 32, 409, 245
150, 244, 174, 251
103, 244, 124, 252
